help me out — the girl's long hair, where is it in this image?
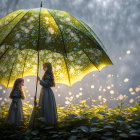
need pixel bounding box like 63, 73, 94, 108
9, 78, 26, 100
42, 62, 55, 87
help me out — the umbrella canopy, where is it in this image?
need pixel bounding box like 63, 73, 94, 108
0, 7, 113, 87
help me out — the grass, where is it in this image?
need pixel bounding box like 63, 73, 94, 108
0, 99, 140, 140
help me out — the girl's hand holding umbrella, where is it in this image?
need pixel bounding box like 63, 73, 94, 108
34, 76, 40, 106
34, 96, 37, 106
37, 76, 40, 81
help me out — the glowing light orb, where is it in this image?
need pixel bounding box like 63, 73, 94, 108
129, 98, 134, 103
3, 90, 6, 94
118, 94, 124, 100
103, 89, 106, 92
110, 90, 114, 94
129, 88, 133, 92
98, 95, 102, 101
65, 101, 70, 104
126, 50, 131, 54
65, 97, 69, 100
79, 88, 83, 91
69, 96, 73, 101
76, 94, 80, 98
130, 92, 135, 95
1, 101, 5, 105
124, 78, 129, 82
91, 85, 94, 88
99, 88, 102, 91
135, 87, 140, 92
107, 86, 111, 89
27, 79, 30, 82
103, 98, 107, 103
107, 74, 112, 78
111, 84, 114, 87
119, 57, 122, 60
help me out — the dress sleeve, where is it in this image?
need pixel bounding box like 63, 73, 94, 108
39, 74, 53, 87
11, 90, 21, 98
11, 90, 21, 104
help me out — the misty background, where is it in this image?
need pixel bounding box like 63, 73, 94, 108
0, 0, 140, 108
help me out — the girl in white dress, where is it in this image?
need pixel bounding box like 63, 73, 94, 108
5, 78, 26, 126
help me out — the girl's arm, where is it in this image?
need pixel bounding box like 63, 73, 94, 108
11, 90, 21, 98
39, 74, 53, 87
11, 90, 21, 107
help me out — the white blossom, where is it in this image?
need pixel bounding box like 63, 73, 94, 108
48, 27, 54, 34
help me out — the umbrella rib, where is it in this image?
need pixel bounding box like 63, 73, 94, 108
21, 51, 28, 78
7, 50, 17, 88
68, 23, 113, 65
82, 49, 100, 72
63, 55, 71, 87
47, 10, 67, 57
0, 46, 10, 60
62, 13, 103, 50
47, 10, 71, 87
67, 23, 103, 51
60, 20, 105, 53
0, 10, 30, 47
35, 6, 41, 97
0, 10, 23, 30
32, 6, 42, 129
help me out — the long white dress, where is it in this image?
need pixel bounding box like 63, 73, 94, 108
5, 89, 23, 125
28, 72, 58, 128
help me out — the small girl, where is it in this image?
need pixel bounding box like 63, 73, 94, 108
28, 62, 58, 127
5, 78, 26, 126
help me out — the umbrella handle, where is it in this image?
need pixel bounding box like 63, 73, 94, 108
34, 95, 37, 106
